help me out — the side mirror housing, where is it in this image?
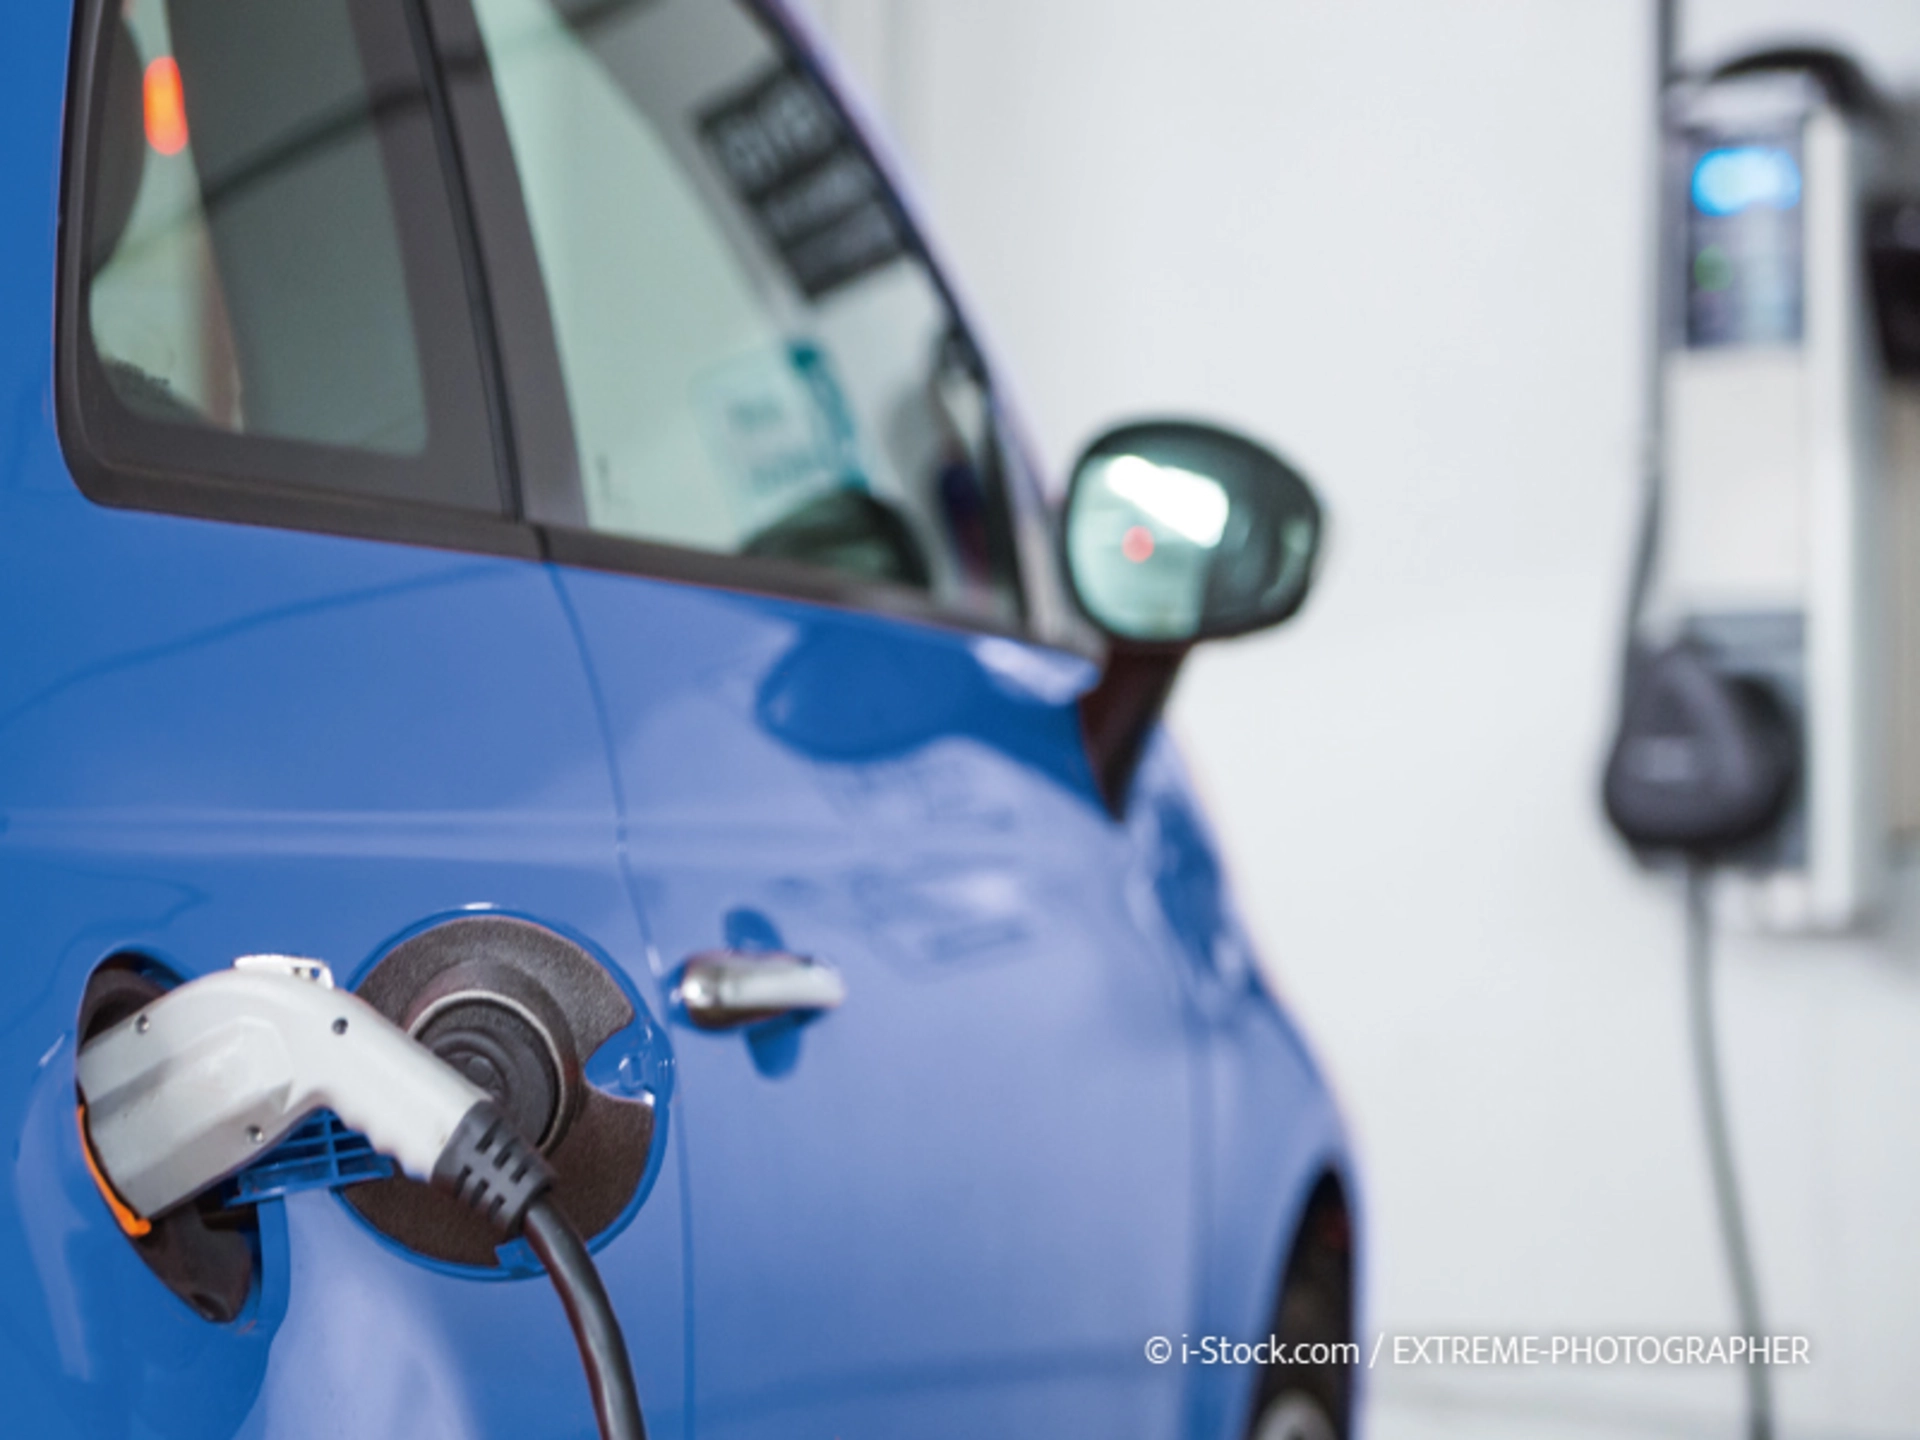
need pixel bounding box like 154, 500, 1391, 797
1064, 420, 1321, 644
1063, 420, 1324, 814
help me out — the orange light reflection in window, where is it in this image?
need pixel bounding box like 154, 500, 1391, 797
144, 56, 188, 156
1121, 525, 1155, 564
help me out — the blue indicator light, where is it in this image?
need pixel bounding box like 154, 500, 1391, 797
1692, 145, 1802, 217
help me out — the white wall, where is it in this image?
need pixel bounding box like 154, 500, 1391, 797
807, 3, 1920, 1437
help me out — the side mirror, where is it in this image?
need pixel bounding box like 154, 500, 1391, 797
1063, 420, 1322, 644
1063, 420, 1324, 816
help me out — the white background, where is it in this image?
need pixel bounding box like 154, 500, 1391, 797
806, 3, 1920, 1437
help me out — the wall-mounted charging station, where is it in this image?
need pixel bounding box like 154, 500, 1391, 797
1631, 51, 1893, 931
1604, 19, 1920, 1440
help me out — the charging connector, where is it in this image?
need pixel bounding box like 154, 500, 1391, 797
74, 954, 645, 1440
78, 955, 496, 1220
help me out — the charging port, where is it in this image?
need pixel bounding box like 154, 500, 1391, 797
344, 916, 662, 1270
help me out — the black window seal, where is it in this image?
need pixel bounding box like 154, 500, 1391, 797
416, 0, 587, 532
536, 522, 1045, 644
400, 0, 525, 524
54, 0, 540, 564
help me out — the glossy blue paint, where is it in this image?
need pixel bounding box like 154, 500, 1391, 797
0, 2, 1354, 1437
1133, 747, 1356, 1437
560, 573, 1202, 1436
555, 568, 1353, 1438
0, 497, 694, 1435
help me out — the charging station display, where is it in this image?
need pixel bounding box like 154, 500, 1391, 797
1685, 134, 1805, 349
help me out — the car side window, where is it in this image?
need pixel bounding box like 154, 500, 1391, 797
454, 0, 1025, 624
69, 0, 507, 520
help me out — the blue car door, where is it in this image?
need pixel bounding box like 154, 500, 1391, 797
429, 0, 1201, 1431
3, 2, 684, 1435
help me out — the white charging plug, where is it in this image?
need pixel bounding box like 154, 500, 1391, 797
74, 954, 637, 1438
76, 954, 546, 1227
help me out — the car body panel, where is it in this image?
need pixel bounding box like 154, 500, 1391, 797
0, 470, 693, 1438
559, 566, 1201, 1434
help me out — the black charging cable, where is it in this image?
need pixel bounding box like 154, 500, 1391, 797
435, 1103, 648, 1440
1606, 647, 1789, 1440
523, 1197, 647, 1440
1683, 866, 1774, 1440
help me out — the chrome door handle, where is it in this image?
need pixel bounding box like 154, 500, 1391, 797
673, 951, 846, 1031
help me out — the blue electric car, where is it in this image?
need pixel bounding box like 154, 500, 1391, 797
0, 0, 1356, 1435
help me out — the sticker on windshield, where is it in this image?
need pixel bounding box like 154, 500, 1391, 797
699, 61, 908, 299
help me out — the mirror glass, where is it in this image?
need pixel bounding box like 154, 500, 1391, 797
1063, 421, 1322, 643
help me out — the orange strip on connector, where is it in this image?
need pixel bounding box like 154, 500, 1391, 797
76, 1103, 151, 1238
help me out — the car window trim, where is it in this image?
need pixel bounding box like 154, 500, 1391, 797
55, 0, 529, 557
416, 0, 587, 533
539, 521, 1047, 641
